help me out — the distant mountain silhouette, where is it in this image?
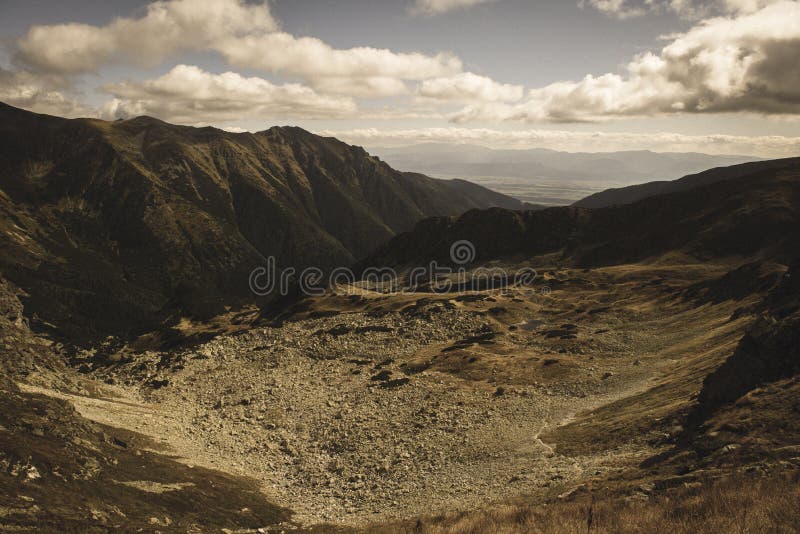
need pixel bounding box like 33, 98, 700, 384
0, 103, 524, 341
372, 143, 757, 204
361, 159, 800, 270
574, 158, 800, 208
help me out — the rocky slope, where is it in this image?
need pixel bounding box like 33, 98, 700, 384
0, 102, 523, 343
692, 258, 800, 422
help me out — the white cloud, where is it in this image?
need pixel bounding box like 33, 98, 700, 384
214, 32, 462, 97
100, 65, 357, 123
452, 1, 800, 123
0, 68, 92, 117
410, 0, 499, 16
7, 0, 798, 128
324, 126, 800, 158
14, 0, 467, 99
16, 0, 277, 74
581, 0, 783, 19
417, 72, 524, 102
580, 0, 646, 19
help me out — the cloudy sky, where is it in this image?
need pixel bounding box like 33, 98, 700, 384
1, 0, 798, 156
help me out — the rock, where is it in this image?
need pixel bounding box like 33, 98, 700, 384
370, 370, 393, 381
379, 378, 410, 389
24, 465, 41, 481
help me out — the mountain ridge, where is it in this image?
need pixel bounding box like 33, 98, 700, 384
360, 158, 800, 270
0, 102, 526, 342
574, 157, 800, 208
371, 142, 759, 205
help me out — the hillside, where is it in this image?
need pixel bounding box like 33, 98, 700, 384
2, 130, 798, 531
361, 159, 800, 270
0, 102, 523, 342
574, 158, 800, 208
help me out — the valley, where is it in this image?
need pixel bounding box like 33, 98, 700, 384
2, 0, 800, 530
9, 260, 789, 530
0, 104, 798, 533
371, 144, 757, 206
416, 173, 611, 206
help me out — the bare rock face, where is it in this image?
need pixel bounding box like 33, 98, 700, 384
0, 276, 66, 382
693, 259, 800, 422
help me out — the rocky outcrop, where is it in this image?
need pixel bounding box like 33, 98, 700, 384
692, 259, 800, 422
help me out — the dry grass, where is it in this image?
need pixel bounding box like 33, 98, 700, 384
385, 471, 800, 534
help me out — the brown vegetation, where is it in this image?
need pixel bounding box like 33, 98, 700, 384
388, 471, 800, 534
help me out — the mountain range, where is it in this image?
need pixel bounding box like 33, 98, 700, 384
574, 158, 800, 208
371, 143, 757, 205
2, 103, 800, 532
0, 102, 525, 341
361, 157, 800, 270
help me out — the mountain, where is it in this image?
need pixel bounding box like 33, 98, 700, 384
369, 143, 758, 205
360, 158, 800, 270
0, 102, 524, 342
574, 158, 800, 208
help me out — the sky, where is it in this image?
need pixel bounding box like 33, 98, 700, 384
0, 0, 799, 156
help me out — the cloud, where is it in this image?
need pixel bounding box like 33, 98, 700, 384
580, 0, 646, 19
452, 1, 800, 122
100, 65, 357, 123
410, 0, 499, 16
14, 0, 467, 99
323, 126, 800, 158
0, 68, 91, 117
8, 0, 797, 126
16, 0, 277, 74
580, 0, 782, 19
417, 72, 524, 102
214, 32, 462, 97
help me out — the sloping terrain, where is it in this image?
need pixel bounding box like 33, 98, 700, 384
1, 111, 798, 532
15, 257, 797, 530
0, 275, 302, 532
0, 377, 297, 533
574, 158, 799, 208
0, 102, 523, 343
362, 160, 800, 270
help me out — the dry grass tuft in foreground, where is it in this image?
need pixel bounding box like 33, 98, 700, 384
388, 471, 800, 534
